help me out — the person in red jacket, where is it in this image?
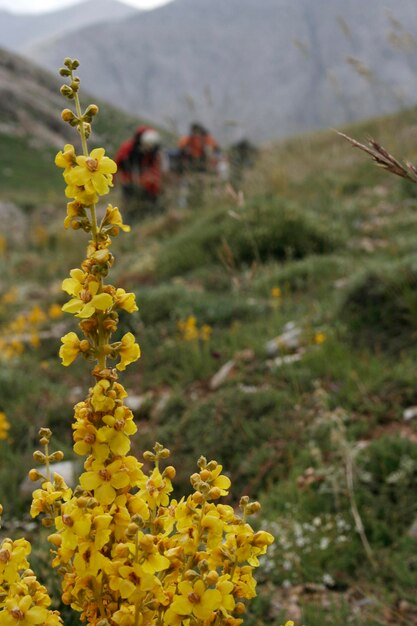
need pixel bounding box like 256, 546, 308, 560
115, 126, 163, 216
178, 123, 220, 173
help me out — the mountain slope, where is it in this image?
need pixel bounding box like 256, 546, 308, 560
25, 0, 417, 142
0, 0, 138, 53
0, 47, 152, 204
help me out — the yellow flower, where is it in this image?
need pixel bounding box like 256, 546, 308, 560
0, 411, 10, 440
62, 271, 113, 318
48, 304, 63, 319
28, 306, 46, 326
80, 458, 131, 505
104, 204, 131, 233
114, 288, 138, 313
1, 594, 49, 626
271, 286, 282, 299
171, 579, 222, 621
55, 144, 76, 172
177, 316, 199, 341
90, 379, 116, 412
314, 331, 326, 345
116, 333, 141, 371
200, 324, 212, 342
64, 200, 85, 229
59, 332, 81, 366
67, 148, 117, 196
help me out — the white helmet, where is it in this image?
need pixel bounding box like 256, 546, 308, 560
141, 129, 161, 150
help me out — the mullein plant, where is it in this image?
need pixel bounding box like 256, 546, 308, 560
0, 58, 274, 626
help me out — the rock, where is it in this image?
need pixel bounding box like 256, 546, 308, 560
268, 352, 304, 369
125, 394, 149, 412
0, 202, 27, 245
403, 406, 417, 421
265, 321, 302, 356
209, 360, 236, 390
20, 460, 79, 497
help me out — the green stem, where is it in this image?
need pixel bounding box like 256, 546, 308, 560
72, 75, 99, 241
73, 84, 88, 158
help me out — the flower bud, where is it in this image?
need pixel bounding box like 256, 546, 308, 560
47, 534, 62, 547
79, 340, 90, 353
61, 108, 75, 122
192, 491, 204, 505
85, 104, 99, 117
59, 67, 71, 77
184, 569, 198, 580
28, 469, 42, 481
208, 487, 221, 500
235, 602, 246, 615
246, 501, 261, 515
49, 451, 64, 462
60, 85, 73, 98
33, 451, 46, 463
143, 451, 155, 462
42, 518, 54, 527
39, 427, 52, 439
206, 570, 219, 585
163, 466, 176, 480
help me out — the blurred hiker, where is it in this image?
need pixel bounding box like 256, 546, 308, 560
178, 122, 220, 173
228, 138, 258, 187
115, 126, 165, 217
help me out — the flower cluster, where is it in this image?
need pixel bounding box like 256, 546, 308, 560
0, 505, 62, 626
177, 316, 212, 342
0, 304, 49, 360
0, 58, 274, 626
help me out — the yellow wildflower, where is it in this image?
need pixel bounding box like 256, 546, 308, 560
171, 579, 222, 621
59, 332, 81, 366
62, 273, 113, 318
48, 304, 63, 319
104, 204, 131, 233
67, 148, 117, 197
0, 411, 10, 440
271, 286, 282, 299
114, 288, 138, 313
80, 458, 132, 505
55, 143, 76, 172
0, 594, 49, 626
314, 331, 326, 344
116, 332, 141, 371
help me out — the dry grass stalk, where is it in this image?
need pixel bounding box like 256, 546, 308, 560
337, 130, 417, 184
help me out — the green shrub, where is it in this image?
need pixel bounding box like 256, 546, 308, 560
341, 257, 417, 351
156, 198, 342, 278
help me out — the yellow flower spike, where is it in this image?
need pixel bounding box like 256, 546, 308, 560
59, 332, 81, 366
116, 332, 141, 371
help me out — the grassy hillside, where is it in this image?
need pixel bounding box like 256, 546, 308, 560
2, 100, 417, 625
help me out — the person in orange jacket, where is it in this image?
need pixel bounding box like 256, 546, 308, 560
115, 126, 164, 214
178, 123, 220, 173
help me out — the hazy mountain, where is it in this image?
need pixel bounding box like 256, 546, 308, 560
11, 0, 417, 141
0, 0, 138, 53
